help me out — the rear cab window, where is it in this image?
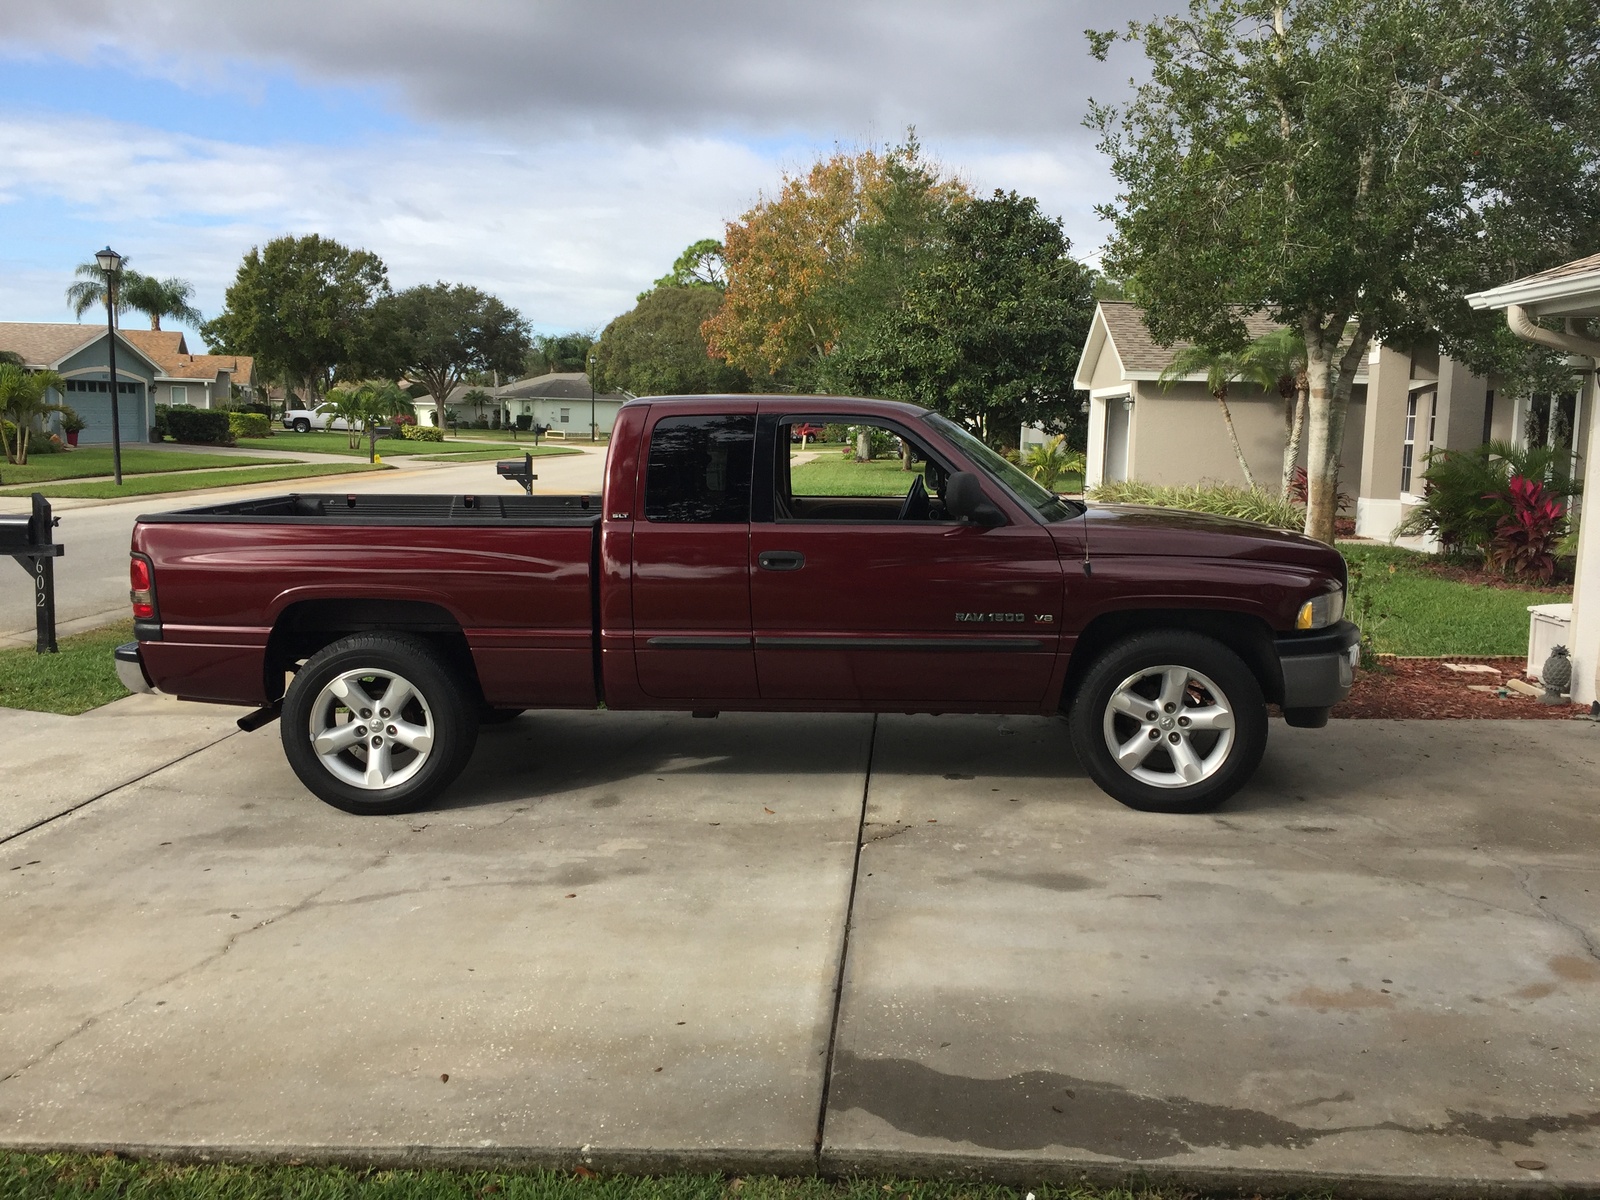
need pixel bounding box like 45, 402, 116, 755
644, 413, 756, 523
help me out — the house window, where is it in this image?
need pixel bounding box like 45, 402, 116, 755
171, 385, 187, 404
559, 407, 570, 424
1400, 393, 1419, 494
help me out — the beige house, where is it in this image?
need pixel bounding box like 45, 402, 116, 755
121, 329, 257, 409
1058, 301, 1582, 544
1468, 252, 1600, 708
1064, 302, 1368, 501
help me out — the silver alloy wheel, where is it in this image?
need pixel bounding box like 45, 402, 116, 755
308, 668, 436, 791
1101, 663, 1236, 789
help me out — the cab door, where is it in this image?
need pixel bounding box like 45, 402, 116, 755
629, 409, 759, 700
748, 415, 1064, 706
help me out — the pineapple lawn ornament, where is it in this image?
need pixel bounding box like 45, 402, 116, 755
1539, 645, 1572, 705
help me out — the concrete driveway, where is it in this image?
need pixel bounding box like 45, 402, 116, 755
1, 707, 1597, 1193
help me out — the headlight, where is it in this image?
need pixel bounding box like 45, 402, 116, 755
1295, 587, 1345, 630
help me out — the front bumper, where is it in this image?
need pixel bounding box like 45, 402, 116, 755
1275, 620, 1361, 709
114, 642, 156, 694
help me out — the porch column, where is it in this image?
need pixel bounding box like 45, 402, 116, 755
1356, 344, 1411, 538
1571, 368, 1600, 706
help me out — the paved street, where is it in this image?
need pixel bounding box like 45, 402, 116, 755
2, 708, 1597, 1191
0, 446, 606, 648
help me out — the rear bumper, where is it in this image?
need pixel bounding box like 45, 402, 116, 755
1275, 620, 1361, 709
114, 643, 156, 694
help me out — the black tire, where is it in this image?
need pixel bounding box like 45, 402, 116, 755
1067, 630, 1267, 813
292, 418, 311, 433
281, 633, 479, 815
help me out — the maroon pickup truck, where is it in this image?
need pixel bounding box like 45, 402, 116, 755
116, 396, 1358, 816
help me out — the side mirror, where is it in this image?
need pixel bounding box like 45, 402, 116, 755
945, 472, 1005, 527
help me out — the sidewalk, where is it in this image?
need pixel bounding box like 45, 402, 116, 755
1, 711, 1597, 1193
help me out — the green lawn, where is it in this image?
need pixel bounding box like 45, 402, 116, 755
417, 446, 585, 462
0, 461, 388, 500
1340, 542, 1569, 656
234, 432, 476, 457
0, 1153, 1185, 1200
788, 455, 1082, 498
790, 455, 927, 496
0, 448, 290, 484
0, 620, 133, 714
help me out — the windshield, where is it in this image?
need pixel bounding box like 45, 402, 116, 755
925, 414, 1081, 523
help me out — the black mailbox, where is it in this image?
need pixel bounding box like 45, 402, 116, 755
496, 454, 538, 495
4, 493, 63, 653
0, 513, 34, 552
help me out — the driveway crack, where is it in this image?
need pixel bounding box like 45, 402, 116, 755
0, 847, 394, 1087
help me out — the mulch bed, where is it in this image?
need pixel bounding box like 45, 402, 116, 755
1328, 655, 1583, 719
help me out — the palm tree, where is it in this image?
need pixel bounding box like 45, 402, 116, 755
1158, 345, 1258, 490
65, 259, 131, 324
324, 385, 369, 449
121, 274, 203, 331
1023, 435, 1087, 492
1241, 328, 1309, 500
0, 365, 69, 465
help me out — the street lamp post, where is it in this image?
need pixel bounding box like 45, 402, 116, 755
588, 350, 597, 443
94, 246, 124, 486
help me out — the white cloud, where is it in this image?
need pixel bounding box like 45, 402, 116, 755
0, 110, 1119, 334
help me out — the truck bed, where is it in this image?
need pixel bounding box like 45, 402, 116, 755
138, 492, 604, 527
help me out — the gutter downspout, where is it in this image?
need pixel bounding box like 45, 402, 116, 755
1507, 305, 1600, 359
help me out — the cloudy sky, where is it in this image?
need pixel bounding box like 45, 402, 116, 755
0, 1, 1171, 344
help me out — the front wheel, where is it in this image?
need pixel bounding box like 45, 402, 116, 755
1068, 631, 1267, 813
292, 418, 311, 433
281, 633, 479, 815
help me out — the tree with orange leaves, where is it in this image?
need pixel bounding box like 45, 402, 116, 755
704, 137, 965, 387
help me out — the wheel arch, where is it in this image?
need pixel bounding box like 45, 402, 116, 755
264, 598, 482, 704
1061, 609, 1280, 712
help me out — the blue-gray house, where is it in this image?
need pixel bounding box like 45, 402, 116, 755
0, 322, 160, 445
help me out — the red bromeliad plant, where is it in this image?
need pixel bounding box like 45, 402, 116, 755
1486, 475, 1566, 582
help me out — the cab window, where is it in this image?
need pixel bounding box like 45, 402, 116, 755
645, 414, 756, 523
774, 417, 956, 523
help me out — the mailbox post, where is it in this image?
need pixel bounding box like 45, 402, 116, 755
1, 493, 65, 653
495, 453, 538, 495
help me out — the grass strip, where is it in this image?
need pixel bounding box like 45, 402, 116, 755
418, 447, 584, 462
0, 449, 291, 484
1340, 542, 1569, 656
234, 433, 477, 457
0, 620, 133, 714
0, 1154, 1193, 1200
0, 462, 388, 500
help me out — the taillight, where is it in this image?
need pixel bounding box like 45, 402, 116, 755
129, 556, 155, 620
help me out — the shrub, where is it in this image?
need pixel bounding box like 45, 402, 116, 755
165, 408, 235, 445
1486, 475, 1566, 582
227, 411, 271, 439
1089, 479, 1306, 531
401, 424, 444, 442
152, 405, 170, 441
1394, 440, 1579, 556
823, 423, 850, 444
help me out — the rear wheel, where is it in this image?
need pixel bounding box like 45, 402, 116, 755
281, 633, 479, 815
1068, 631, 1267, 813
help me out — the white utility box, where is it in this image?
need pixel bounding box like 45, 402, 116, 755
1527, 602, 1574, 680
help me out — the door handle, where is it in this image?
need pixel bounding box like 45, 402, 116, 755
758, 550, 806, 571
